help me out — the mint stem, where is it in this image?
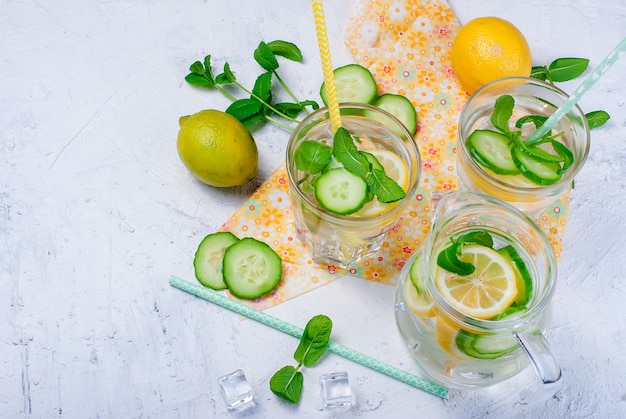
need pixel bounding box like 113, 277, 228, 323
214, 85, 238, 102
233, 80, 300, 124
274, 71, 311, 115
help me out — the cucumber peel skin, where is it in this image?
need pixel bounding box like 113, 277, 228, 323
194, 231, 240, 290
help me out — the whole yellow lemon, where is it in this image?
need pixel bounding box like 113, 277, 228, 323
177, 110, 258, 187
451, 17, 532, 94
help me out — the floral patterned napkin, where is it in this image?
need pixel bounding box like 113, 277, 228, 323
218, 0, 570, 310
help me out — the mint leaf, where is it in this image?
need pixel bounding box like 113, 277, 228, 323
267, 40, 303, 62
254, 41, 279, 72
184, 73, 213, 87
366, 169, 406, 203
188, 60, 205, 76
491, 94, 515, 134
515, 114, 547, 129
458, 231, 493, 248
294, 140, 332, 174
332, 127, 369, 177
269, 366, 303, 404
252, 71, 273, 103
294, 315, 332, 367
436, 243, 475, 276
226, 98, 263, 122
548, 57, 589, 82
274, 102, 306, 119
585, 110, 610, 129
530, 66, 548, 81
215, 62, 236, 84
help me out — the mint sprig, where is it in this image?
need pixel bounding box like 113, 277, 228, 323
436, 231, 494, 276
270, 315, 332, 404
185, 40, 320, 130
531, 57, 610, 129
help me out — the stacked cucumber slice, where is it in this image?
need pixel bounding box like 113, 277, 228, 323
466, 94, 575, 186
194, 232, 283, 300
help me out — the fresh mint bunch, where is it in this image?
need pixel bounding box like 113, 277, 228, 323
185, 40, 319, 130
270, 315, 332, 404
531, 57, 610, 129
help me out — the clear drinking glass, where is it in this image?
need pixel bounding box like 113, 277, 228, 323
286, 103, 420, 268
457, 76, 590, 219
395, 191, 561, 404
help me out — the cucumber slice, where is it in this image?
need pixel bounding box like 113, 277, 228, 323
194, 232, 240, 290
456, 329, 519, 359
497, 245, 533, 306
320, 64, 377, 106
222, 238, 283, 299
511, 145, 562, 185
369, 93, 418, 136
314, 167, 368, 215
409, 252, 425, 293
466, 130, 520, 175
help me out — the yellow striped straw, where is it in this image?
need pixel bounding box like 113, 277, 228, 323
311, 0, 341, 132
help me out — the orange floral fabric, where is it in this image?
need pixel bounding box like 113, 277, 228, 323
217, 0, 570, 310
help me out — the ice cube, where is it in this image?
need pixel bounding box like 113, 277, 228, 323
319, 371, 353, 410
217, 369, 254, 411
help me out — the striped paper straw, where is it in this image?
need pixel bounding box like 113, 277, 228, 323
169, 276, 448, 399
311, 0, 342, 132
526, 36, 626, 144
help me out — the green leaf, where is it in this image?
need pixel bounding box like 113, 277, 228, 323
300, 99, 320, 110
332, 127, 369, 177
275, 102, 306, 119
491, 95, 515, 134
366, 169, 406, 203
269, 366, 303, 404
515, 115, 547, 129
188, 60, 205, 76
202, 55, 216, 84
215, 62, 236, 84
226, 98, 263, 121
294, 314, 333, 367
548, 57, 589, 82
254, 41, 279, 72
184, 73, 213, 87
294, 140, 332, 174
252, 71, 273, 103
436, 242, 475, 276
530, 66, 548, 81
458, 231, 493, 248
267, 40, 303, 62
585, 110, 610, 129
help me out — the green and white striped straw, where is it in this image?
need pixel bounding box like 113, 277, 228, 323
526, 36, 626, 143
169, 276, 448, 399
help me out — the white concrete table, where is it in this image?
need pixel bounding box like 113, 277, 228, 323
2, 0, 625, 417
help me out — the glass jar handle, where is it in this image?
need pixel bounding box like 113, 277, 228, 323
514, 330, 562, 405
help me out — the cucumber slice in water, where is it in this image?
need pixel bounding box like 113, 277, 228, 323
194, 231, 240, 290
222, 237, 283, 300
369, 93, 418, 136
320, 64, 377, 106
512, 145, 562, 185
497, 245, 533, 306
314, 167, 368, 215
466, 130, 519, 175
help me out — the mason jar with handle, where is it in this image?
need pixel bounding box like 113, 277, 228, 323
394, 190, 561, 404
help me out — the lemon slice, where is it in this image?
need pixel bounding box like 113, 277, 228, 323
436, 244, 517, 319
435, 316, 471, 360
354, 149, 409, 217
403, 275, 435, 318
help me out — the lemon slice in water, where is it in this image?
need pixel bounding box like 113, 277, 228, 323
436, 244, 517, 319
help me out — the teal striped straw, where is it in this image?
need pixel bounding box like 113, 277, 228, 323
526, 36, 626, 144
169, 276, 448, 399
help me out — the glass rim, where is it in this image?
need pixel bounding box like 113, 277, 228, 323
286, 102, 421, 223
458, 76, 591, 194
421, 190, 558, 331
